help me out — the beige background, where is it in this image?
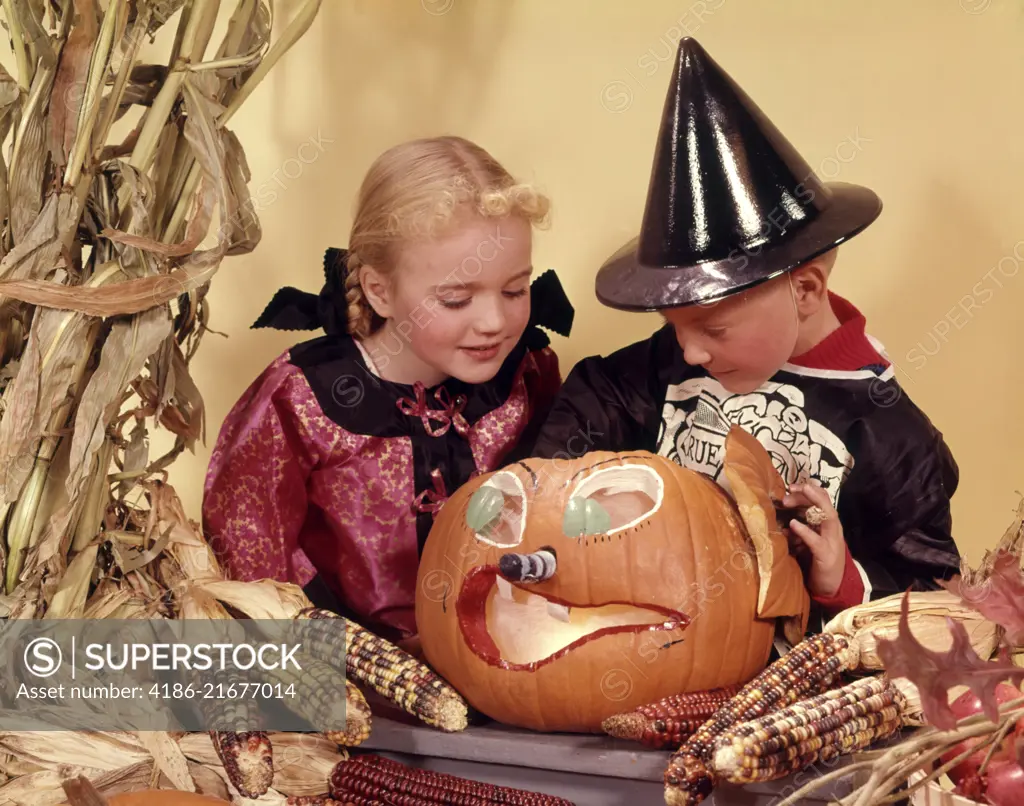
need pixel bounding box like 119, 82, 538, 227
150, 0, 1023, 564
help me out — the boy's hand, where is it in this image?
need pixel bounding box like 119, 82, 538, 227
781, 481, 846, 599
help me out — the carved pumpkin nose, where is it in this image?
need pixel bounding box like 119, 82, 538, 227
498, 546, 557, 583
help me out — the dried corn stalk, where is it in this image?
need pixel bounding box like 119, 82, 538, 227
0, 0, 321, 615
0, 2, 333, 802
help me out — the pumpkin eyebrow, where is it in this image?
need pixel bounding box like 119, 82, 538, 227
515, 461, 538, 489
563, 455, 651, 486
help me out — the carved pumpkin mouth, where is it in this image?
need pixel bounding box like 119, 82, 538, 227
456, 566, 689, 670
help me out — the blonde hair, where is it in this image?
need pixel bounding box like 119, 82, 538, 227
343, 136, 551, 338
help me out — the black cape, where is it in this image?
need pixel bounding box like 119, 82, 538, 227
528, 323, 962, 620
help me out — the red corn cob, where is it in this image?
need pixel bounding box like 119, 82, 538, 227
330, 754, 575, 805
601, 684, 743, 749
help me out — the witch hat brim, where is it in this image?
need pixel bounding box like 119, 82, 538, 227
596, 38, 882, 311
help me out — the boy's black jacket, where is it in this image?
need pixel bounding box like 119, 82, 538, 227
525, 324, 962, 611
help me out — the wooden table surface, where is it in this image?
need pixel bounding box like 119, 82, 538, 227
355, 696, 872, 805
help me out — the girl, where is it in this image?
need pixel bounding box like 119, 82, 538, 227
201, 136, 573, 644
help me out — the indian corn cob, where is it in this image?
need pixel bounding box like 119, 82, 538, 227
296, 607, 468, 732
329, 754, 576, 805
601, 685, 743, 749
256, 647, 372, 747
210, 730, 274, 799
711, 675, 905, 783
303, 798, 372, 806
340, 679, 374, 747
190, 653, 274, 797
663, 632, 859, 806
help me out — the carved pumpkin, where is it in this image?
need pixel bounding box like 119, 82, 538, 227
59, 771, 231, 806
414, 428, 810, 732
720, 424, 812, 646
60, 790, 229, 806
107, 795, 229, 806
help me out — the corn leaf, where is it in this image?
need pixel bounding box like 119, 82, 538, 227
149, 0, 188, 33
45, 308, 172, 556
0, 328, 42, 504
21, 0, 56, 74
102, 173, 216, 257
8, 88, 49, 244
48, 0, 99, 173
0, 63, 21, 254
151, 331, 176, 419
216, 0, 269, 100
0, 267, 207, 315
222, 128, 261, 254
118, 418, 149, 496
0, 192, 81, 282
45, 541, 98, 618
169, 338, 205, 446
0, 304, 93, 504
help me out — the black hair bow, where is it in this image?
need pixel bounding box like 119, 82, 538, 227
251, 247, 351, 335
251, 248, 575, 344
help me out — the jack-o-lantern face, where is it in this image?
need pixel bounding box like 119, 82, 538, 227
415, 435, 809, 733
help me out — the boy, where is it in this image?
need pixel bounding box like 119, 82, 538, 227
530, 38, 961, 625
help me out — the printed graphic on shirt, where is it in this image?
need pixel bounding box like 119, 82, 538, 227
657, 378, 854, 507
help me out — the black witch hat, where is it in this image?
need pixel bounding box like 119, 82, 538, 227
595, 38, 882, 310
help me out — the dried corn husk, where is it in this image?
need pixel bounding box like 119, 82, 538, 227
0, 768, 106, 806
199, 578, 311, 620
135, 731, 195, 792
0, 730, 344, 803
823, 589, 1000, 672
0, 4, 340, 798
44, 542, 99, 618
0, 731, 149, 771
0, 0, 324, 617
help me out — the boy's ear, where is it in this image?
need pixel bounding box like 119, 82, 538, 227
790, 262, 829, 307
359, 265, 393, 319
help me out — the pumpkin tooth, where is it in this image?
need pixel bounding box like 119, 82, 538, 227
296, 607, 469, 733
546, 601, 571, 622
495, 575, 514, 600
663, 633, 858, 806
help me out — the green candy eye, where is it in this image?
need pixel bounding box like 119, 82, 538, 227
467, 486, 505, 534
562, 497, 612, 537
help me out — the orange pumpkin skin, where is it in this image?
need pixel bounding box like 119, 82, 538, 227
414, 450, 779, 733
103, 793, 229, 806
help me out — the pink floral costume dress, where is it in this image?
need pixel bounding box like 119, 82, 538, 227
201, 248, 574, 642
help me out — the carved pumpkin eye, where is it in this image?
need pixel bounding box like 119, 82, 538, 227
562, 497, 611, 537
465, 471, 526, 548
564, 464, 664, 537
